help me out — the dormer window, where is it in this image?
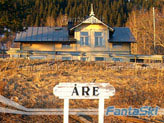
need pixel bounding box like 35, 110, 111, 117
80, 32, 89, 46
95, 32, 104, 47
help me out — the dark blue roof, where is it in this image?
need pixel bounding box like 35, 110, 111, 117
15, 27, 75, 42
15, 27, 135, 43
109, 27, 136, 43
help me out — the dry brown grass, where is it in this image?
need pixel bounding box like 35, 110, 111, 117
0, 59, 164, 122
0, 81, 5, 95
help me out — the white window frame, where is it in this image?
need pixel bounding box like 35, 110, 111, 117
94, 32, 105, 47
80, 32, 89, 46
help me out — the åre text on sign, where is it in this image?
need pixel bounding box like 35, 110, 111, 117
53, 83, 115, 99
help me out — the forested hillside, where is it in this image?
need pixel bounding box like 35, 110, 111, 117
0, 0, 163, 32
0, 0, 164, 55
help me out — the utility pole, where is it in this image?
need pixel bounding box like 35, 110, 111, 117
153, 7, 156, 54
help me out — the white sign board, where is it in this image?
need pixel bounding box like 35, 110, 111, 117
53, 83, 115, 123
53, 83, 115, 99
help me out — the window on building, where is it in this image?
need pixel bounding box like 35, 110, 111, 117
112, 43, 123, 48
62, 43, 71, 48
62, 57, 71, 61
112, 58, 123, 62
95, 57, 105, 61
95, 32, 104, 47
81, 57, 88, 61
80, 32, 89, 46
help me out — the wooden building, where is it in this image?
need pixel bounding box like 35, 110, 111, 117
8, 5, 137, 62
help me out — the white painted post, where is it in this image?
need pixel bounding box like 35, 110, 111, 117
99, 98, 104, 123
64, 99, 69, 123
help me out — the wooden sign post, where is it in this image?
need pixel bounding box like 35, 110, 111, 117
53, 83, 115, 123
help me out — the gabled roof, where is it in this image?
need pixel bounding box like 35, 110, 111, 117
109, 27, 136, 43
14, 27, 76, 42
70, 4, 114, 32
70, 16, 114, 31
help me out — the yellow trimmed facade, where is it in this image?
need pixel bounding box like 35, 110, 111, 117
8, 5, 137, 62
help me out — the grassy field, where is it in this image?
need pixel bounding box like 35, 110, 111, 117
0, 59, 164, 122
0, 81, 5, 95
